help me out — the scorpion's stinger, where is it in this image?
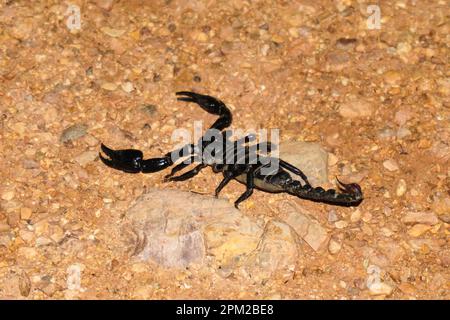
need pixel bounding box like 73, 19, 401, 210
99, 143, 173, 174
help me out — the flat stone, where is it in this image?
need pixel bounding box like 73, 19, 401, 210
74, 151, 98, 167
279, 201, 328, 252
123, 189, 263, 268
402, 212, 439, 225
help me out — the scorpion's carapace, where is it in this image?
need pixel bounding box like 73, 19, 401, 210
100, 91, 363, 208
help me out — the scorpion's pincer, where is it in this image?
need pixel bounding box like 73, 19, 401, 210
100, 144, 144, 173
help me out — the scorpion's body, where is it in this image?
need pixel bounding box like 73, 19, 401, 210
100, 91, 363, 208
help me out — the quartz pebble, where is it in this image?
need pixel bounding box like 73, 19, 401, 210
396, 179, 407, 197
383, 159, 399, 171
335, 220, 348, 229
121, 82, 134, 93
368, 282, 393, 296
328, 239, 342, 254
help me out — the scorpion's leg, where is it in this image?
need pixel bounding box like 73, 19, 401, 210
163, 155, 199, 181
166, 163, 207, 182
234, 167, 255, 208
214, 169, 243, 197
176, 91, 232, 131
279, 159, 311, 186
100, 144, 173, 173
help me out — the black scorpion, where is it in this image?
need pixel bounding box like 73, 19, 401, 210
100, 91, 363, 208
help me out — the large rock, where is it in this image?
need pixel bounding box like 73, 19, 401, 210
123, 189, 263, 268
279, 141, 329, 186
120, 190, 304, 273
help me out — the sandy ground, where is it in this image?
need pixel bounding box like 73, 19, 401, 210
0, 0, 449, 299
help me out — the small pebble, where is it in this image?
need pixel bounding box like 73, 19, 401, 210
1, 190, 15, 201
101, 27, 126, 38
60, 124, 87, 143
95, 0, 114, 11
20, 207, 32, 220
328, 210, 339, 223
383, 70, 402, 86
328, 239, 342, 254
121, 82, 134, 93
101, 82, 118, 91
74, 151, 98, 167
0, 222, 10, 232
383, 159, 399, 172
397, 127, 412, 139
339, 98, 373, 118
350, 209, 361, 222
328, 153, 338, 166
396, 179, 407, 197
35, 236, 53, 247
368, 282, 393, 296
335, 220, 348, 229
408, 224, 432, 237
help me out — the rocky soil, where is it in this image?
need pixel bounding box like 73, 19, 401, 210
0, 0, 448, 299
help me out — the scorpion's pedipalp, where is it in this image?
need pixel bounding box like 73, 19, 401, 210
166, 163, 206, 182
100, 143, 172, 174
100, 144, 143, 173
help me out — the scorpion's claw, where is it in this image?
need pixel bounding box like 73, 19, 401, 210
100, 144, 173, 174
100, 144, 144, 173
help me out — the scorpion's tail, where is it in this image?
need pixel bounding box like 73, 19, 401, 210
176, 91, 232, 131
286, 178, 363, 207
